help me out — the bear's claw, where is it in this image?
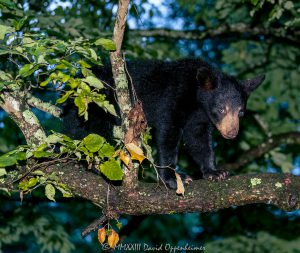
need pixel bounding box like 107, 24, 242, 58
203, 170, 229, 181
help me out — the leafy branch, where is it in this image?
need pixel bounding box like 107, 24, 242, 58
223, 132, 300, 170
129, 24, 300, 46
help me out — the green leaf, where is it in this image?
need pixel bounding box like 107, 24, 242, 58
33, 151, 54, 158
14, 16, 28, 30
19, 180, 29, 191
78, 60, 91, 68
99, 160, 123, 181
0, 25, 15, 40
83, 76, 104, 89
95, 100, 118, 117
99, 143, 115, 158
270, 150, 293, 173
28, 177, 38, 188
40, 78, 51, 87
0, 168, 7, 177
0, 70, 12, 81
95, 38, 116, 51
82, 67, 93, 77
68, 78, 80, 89
284, 1, 294, 10
32, 170, 45, 176
0, 156, 17, 167
83, 134, 105, 152
0, 49, 11, 55
45, 184, 56, 202
250, 0, 259, 5
74, 96, 87, 116
0, 0, 16, 8
19, 64, 33, 77
35, 143, 48, 152
46, 134, 63, 144
89, 48, 98, 61
116, 221, 122, 230
19, 64, 40, 77
0, 187, 10, 196
56, 91, 74, 104
23, 37, 36, 47
56, 186, 72, 198
15, 152, 26, 161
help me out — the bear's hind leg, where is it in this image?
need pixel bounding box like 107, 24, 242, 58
156, 125, 182, 189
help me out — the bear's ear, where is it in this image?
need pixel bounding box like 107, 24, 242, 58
240, 74, 265, 95
196, 66, 215, 90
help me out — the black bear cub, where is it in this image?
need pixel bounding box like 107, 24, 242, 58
123, 59, 265, 189
66, 58, 265, 189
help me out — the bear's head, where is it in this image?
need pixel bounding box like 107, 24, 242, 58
196, 66, 265, 139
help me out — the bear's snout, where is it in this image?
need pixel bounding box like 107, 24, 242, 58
216, 111, 240, 139
222, 128, 239, 139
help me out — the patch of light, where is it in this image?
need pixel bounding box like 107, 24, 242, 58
48, 0, 72, 11
84, 234, 92, 242
292, 156, 300, 175
48, 202, 58, 207
129, 0, 184, 30
266, 96, 275, 104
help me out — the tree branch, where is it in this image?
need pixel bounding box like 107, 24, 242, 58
42, 163, 300, 214
129, 24, 300, 46
81, 215, 108, 238
0, 91, 46, 146
223, 132, 300, 170
26, 94, 62, 118
110, 0, 139, 191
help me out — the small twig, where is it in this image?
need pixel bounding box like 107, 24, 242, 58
81, 215, 108, 238
124, 54, 138, 103
9, 157, 70, 185
223, 132, 300, 170
253, 113, 272, 137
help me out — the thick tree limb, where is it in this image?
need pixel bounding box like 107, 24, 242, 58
129, 24, 300, 46
110, 0, 139, 191
0, 91, 46, 146
26, 94, 62, 118
43, 163, 300, 214
223, 132, 300, 170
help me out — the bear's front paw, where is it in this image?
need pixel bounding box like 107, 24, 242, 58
203, 169, 229, 181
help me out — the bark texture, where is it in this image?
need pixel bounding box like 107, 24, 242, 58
109, 0, 139, 192
0, 91, 46, 146
44, 163, 300, 214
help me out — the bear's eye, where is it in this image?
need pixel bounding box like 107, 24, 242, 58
219, 108, 226, 114
238, 110, 245, 117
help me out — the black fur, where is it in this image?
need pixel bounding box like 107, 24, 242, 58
64, 58, 265, 189
123, 59, 264, 189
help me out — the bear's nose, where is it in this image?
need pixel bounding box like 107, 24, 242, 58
225, 128, 238, 139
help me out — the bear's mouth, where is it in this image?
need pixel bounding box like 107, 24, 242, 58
221, 132, 238, 139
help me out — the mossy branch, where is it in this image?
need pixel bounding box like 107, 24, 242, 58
109, 0, 139, 191
0, 91, 46, 146
42, 163, 300, 214
26, 94, 62, 118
